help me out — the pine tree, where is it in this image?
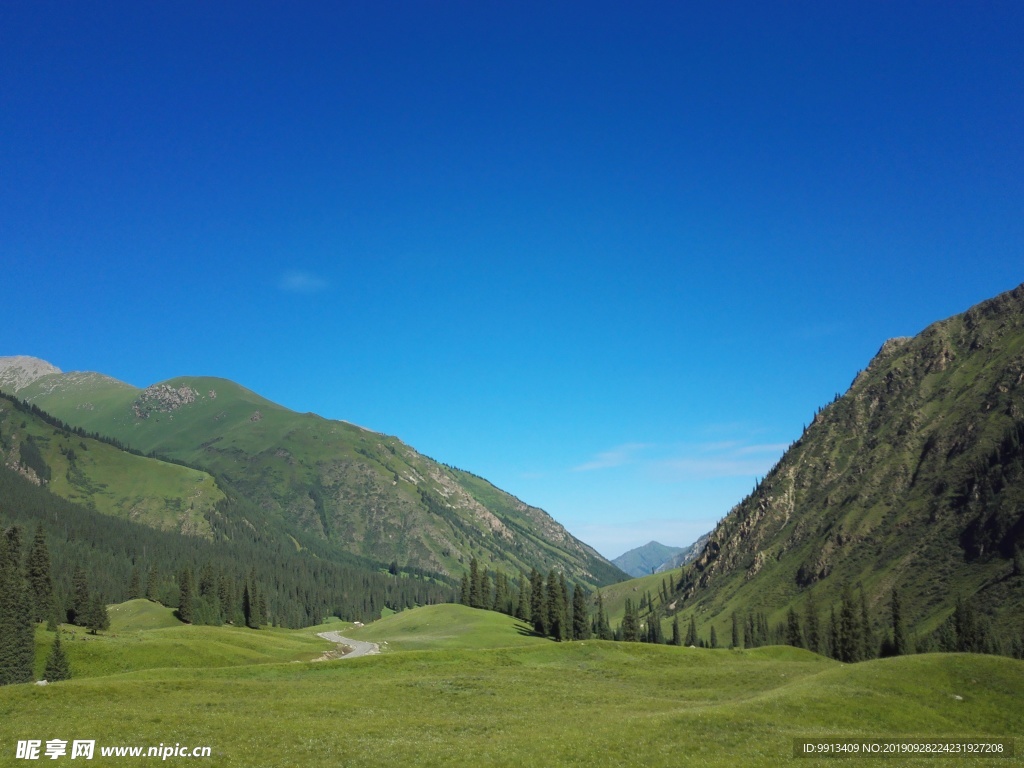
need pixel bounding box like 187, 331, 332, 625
838, 586, 860, 662
621, 598, 639, 642
594, 591, 613, 640
0, 529, 35, 685
25, 525, 53, 624
469, 558, 482, 609
859, 586, 874, 660
891, 587, 908, 656
459, 572, 471, 606
515, 573, 530, 621
68, 566, 89, 625
145, 563, 160, 602
529, 569, 546, 636
647, 607, 664, 644
480, 570, 492, 611
177, 567, 194, 624
710, 625, 718, 649
731, 611, 740, 649
571, 583, 590, 640
84, 594, 109, 635
671, 615, 681, 646
685, 616, 698, 646
546, 569, 567, 641
127, 567, 141, 600
785, 607, 804, 648
805, 589, 821, 654
43, 631, 71, 682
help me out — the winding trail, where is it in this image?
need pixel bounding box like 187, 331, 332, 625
315, 631, 380, 661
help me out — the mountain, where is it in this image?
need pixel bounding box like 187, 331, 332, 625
654, 532, 710, 573
613, 541, 685, 577
0, 357, 625, 588
673, 283, 1024, 642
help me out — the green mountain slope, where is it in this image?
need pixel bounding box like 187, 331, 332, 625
674, 283, 1024, 642
0, 360, 624, 587
0, 393, 223, 534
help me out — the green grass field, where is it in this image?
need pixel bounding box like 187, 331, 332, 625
4, 602, 1022, 767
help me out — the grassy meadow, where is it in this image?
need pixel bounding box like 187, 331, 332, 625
1, 602, 1021, 767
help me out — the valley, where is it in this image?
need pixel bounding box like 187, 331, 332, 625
2, 602, 1020, 767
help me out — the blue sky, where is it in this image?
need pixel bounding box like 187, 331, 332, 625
2, 2, 1022, 558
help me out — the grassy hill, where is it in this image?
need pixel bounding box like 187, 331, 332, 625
0, 362, 624, 588
668, 283, 1024, 646
346, 603, 548, 652
7, 604, 1022, 767
32, 601, 333, 680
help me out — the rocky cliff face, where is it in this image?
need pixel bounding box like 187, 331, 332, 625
676, 283, 1024, 634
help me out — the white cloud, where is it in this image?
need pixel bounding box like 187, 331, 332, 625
571, 443, 650, 472
279, 271, 329, 294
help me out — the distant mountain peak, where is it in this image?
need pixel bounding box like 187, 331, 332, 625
0, 355, 61, 392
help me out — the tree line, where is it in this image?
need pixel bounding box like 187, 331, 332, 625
0, 461, 456, 639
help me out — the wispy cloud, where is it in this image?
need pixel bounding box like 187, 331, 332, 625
572, 443, 650, 472
654, 441, 789, 480
279, 270, 329, 294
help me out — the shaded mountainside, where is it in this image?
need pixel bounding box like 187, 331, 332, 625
0, 359, 624, 588
613, 541, 685, 578
675, 283, 1024, 641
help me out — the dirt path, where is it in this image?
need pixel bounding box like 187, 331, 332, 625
314, 631, 380, 661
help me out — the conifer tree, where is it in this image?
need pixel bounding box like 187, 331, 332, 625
492, 571, 507, 613
127, 567, 141, 600
731, 611, 739, 649
469, 557, 482, 609
571, 583, 590, 640
177, 567, 194, 624
515, 573, 530, 622
25, 525, 53, 624
0, 529, 35, 685
594, 591, 613, 640
891, 587, 908, 656
646, 606, 664, 644
145, 563, 160, 602
459, 572, 471, 606
685, 616, 698, 646
546, 569, 567, 641
621, 598, 639, 642
804, 589, 821, 654
710, 625, 718, 649
84, 594, 109, 635
838, 586, 860, 662
671, 615, 681, 646
529, 569, 546, 636
43, 631, 71, 682
480, 569, 492, 611
70, 566, 90, 626
859, 586, 874, 660
198, 563, 216, 598
785, 607, 804, 648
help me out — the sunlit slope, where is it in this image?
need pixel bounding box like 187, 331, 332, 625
672, 284, 1024, 639
347, 603, 548, 651
32, 601, 330, 679
2, 364, 624, 586
6, 641, 1020, 767
0, 394, 223, 534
